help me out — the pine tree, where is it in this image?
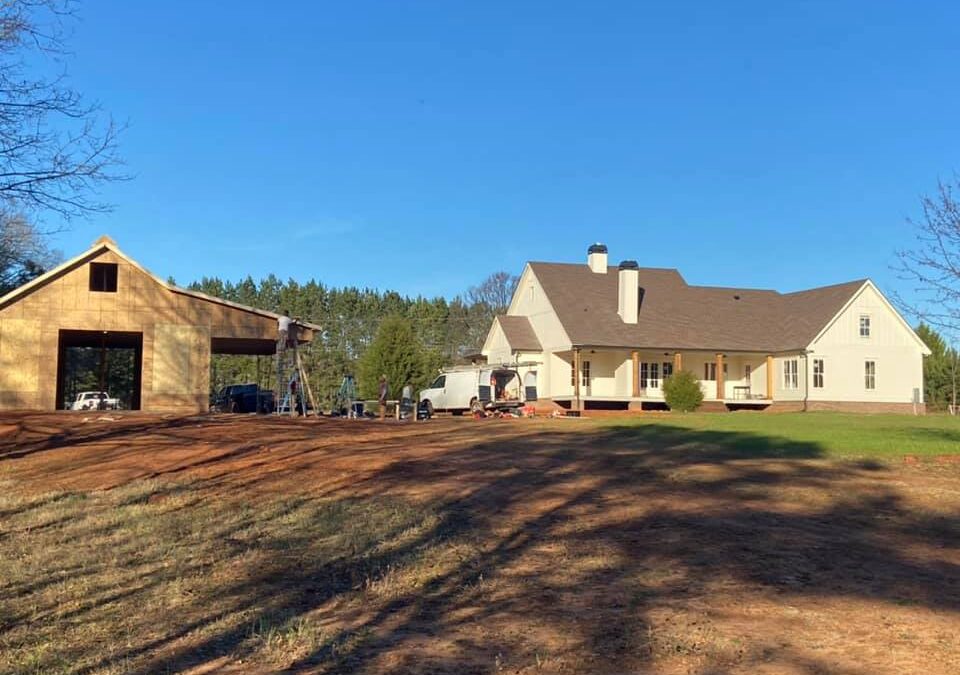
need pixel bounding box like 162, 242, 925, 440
357, 315, 431, 400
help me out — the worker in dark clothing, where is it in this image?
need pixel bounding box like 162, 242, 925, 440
378, 374, 388, 421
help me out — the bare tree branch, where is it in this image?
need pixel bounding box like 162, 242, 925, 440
0, 210, 61, 293
892, 176, 960, 334
0, 0, 126, 220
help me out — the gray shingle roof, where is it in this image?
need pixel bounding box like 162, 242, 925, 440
496, 315, 542, 351
528, 262, 865, 353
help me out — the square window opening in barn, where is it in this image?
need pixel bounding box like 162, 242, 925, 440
89, 262, 118, 292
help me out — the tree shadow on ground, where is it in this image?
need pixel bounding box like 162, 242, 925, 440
4, 418, 959, 674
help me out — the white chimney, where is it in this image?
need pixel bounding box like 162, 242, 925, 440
618, 260, 639, 324
587, 243, 608, 273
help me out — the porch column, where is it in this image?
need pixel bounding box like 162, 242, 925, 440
766, 354, 774, 400
716, 353, 724, 400
631, 351, 639, 397
673, 351, 682, 373
573, 348, 582, 411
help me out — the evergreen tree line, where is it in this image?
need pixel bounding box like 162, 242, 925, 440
916, 324, 959, 413
186, 273, 517, 407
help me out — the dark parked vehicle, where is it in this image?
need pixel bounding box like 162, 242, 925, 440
212, 384, 274, 414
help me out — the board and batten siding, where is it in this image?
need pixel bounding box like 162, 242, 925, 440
806, 283, 926, 404
500, 265, 577, 398
482, 320, 513, 365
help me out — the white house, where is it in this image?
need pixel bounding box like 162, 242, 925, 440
482, 244, 931, 413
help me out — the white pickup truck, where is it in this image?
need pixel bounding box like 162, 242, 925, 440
70, 391, 120, 411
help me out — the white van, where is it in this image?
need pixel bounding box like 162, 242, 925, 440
419, 366, 525, 415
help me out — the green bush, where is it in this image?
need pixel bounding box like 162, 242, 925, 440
357, 315, 435, 400
662, 370, 704, 412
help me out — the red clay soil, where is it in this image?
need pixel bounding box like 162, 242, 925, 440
2, 412, 959, 674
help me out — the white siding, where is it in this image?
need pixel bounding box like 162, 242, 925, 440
550, 352, 574, 397
507, 266, 572, 352
773, 354, 807, 401
483, 320, 512, 365
808, 284, 926, 403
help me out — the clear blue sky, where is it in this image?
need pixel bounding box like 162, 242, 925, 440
49, 1, 960, 300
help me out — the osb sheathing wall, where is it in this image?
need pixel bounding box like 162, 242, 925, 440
0, 248, 284, 413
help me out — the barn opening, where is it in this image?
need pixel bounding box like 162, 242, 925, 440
56, 330, 143, 410
209, 337, 279, 400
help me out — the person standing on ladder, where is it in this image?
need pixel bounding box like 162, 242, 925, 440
277, 310, 292, 352
276, 310, 292, 415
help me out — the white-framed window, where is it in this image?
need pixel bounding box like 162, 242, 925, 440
865, 360, 876, 390
703, 362, 717, 381
570, 361, 590, 387
859, 315, 871, 338
813, 359, 824, 388
662, 362, 673, 380
649, 362, 660, 388
783, 359, 799, 390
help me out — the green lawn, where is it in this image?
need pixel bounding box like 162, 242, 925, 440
599, 412, 960, 458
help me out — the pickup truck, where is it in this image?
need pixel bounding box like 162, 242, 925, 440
212, 384, 275, 414
70, 391, 120, 411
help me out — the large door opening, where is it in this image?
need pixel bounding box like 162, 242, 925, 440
56, 330, 143, 410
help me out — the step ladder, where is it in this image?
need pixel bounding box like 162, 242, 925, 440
275, 324, 317, 416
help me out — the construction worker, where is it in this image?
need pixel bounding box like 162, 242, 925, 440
277, 310, 292, 351
378, 374, 388, 421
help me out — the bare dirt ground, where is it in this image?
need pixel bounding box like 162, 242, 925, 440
1, 412, 959, 674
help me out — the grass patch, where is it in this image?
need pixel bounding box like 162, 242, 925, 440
599, 412, 960, 458
0, 479, 464, 674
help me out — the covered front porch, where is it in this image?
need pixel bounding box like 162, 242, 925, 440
549, 348, 775, 411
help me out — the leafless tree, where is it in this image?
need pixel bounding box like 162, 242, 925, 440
466, 271, 520, 315
0, 211, 60, 293
894, 177, 960, 333
0, 0, 125, 219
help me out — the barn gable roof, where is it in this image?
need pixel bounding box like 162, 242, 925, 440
0, 235, 322, 331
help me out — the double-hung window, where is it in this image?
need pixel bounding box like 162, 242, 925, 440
703, 362, 717, 381
783, 359, 799, 390
859, 315, 871, 338
812, 359, 824, 388
865, 360, 876, 390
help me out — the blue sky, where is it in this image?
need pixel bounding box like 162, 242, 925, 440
47, 1, 960, 300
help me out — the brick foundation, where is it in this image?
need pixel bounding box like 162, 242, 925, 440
539, 398, 925, 416
766, 400, 926, 414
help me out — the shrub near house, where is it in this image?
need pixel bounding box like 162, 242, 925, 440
663, 370, 704, 412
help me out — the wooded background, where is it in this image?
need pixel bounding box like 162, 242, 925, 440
187, 272, 517, 407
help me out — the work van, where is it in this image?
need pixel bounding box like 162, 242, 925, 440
419, 366, 525, 415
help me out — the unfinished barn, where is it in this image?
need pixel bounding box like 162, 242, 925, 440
0, 236, 318, 413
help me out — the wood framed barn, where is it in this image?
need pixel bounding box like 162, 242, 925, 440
0, 236, 319, 413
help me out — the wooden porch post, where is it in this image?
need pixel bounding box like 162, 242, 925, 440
573, 348, 582, 411
673, 351, 682, 373
631, 351, 639, 397
716, 353, 725, 401
766, 354, 774, 400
